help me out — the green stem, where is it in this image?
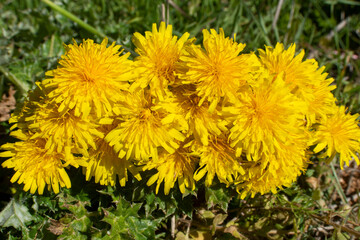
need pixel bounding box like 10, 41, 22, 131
243, 3, 271, 46
330, 162, 348, 205
41, 0, 137, 56
0, 66, 29, 96
41, 0, 107, 39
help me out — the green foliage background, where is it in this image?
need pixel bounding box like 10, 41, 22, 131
0, 0, 360, 239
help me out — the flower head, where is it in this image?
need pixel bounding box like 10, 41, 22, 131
9, 83, 46, 132
27, 101, 104, 158
145, 141, 197, 194
131, 22, 190, 100
83, 124, 141, 187
223, 71, 310, 198
237, 147, 308, 198
193, 136, 245, 187
225, 71, 308, 160
172, 85, 227, 145
258, 43, 336, 124
179, 28, 259, 112
313, 105, 360, 168
104, 90, 186, 162
43, 38, 133, 119
0, 135, 71, 194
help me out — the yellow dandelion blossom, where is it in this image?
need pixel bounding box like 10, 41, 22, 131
193, 136, 245, 187
26, 101, 104, 158
258, 43, 336, 124
178, 28, 259, 112
84, 124, 141, 187
313, 105, 360, 168
236, 133, 309, 198
237, 150, 308, 199
43, 38, 133, 119
225, 72, 307, 160
305, 75, 337, 124
104, 90, 186, 162
0, 136, 71, 194
172, 85, 227, 145
131, 22, 190, 100
145, 141, 197, 195
9, 83, 45, 132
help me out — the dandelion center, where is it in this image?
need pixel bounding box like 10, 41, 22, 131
140, 108, 153, 120
80, 71, 95, 83
154, 52, 176, 80
251, 97, 276, 126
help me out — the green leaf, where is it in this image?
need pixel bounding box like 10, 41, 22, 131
102, 196, 159, 239
59, 228, 88, 240
0, 198, 34, 230
127, 217, 160, 240
144, 192, 173, 217
70, 216, 91, 232
32, 195, 58, 213
216, 232, 240, 240
205, 187, 231, 211
67, 202, 90, 218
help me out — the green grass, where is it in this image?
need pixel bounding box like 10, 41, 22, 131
0, 0, 360, 239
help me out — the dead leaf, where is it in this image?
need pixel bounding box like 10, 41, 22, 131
306, 177, 319, 189
224, 225, 248, 239
0, 86, 16, 122
47, 219, 64, 236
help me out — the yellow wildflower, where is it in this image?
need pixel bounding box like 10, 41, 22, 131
236, 134, 309, 198
131, 22, 190, 100
171, 85, 227, 145
104, 90, 186, 162
145, 141, 197, 195
313, 105, 360, 168
179, 28, 258, 112
83, 124, 142, 187
258, 43, 336, 124
0, 133, 72, 194
27, 101, 104, 158
43, 38, 133, 119
193, 135, 245, 187
225, 71, 307, 160
237, 149, 308, 198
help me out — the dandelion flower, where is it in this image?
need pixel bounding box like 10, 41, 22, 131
258, 43, 336, 124
224, 71, 312, 197
172, 85, 227, 145
84, 124, 141, 187
237, 147, 308, 198
27, 101, 104, 158
9, 83, 46, 132
0, 135, 71, 194
225, 72, 307, 160
235, 128, 309, 198
43, 38, 133, 119
131, 22, 190, 100
193, 135, 245, 187
145, 141, 197, 194
179, 28, 259, 112
105, 90, 186, 162
313, 105, 360, 168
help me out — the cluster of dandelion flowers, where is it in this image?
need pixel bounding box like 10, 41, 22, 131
2, 22, 360, 199
1, 39, 134, 194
